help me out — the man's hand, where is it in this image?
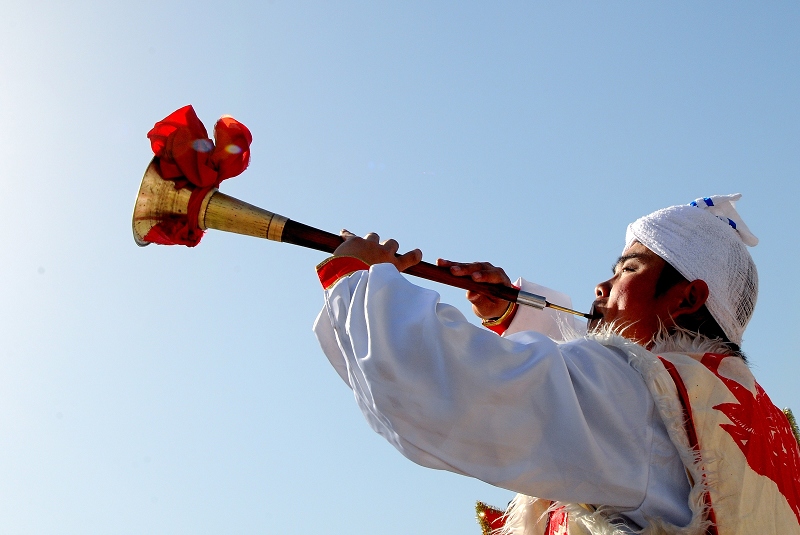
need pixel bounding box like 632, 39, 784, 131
334, 230, 422, 272
437, 259, 514, 320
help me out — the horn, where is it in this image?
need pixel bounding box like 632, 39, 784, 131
133, 159, 291, 247
132, 159, 593, 319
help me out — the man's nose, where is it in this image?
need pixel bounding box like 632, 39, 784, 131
595, 280, 611, 298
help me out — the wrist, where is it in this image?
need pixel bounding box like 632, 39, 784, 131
482, 301, 518, 335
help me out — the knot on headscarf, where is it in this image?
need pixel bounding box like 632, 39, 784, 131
625, 193, 758, 346
688, 194, 759, 247
144, 105, 252, 246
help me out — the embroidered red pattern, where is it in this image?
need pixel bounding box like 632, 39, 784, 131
702, 353, 800, 524
545, 507, 568, 535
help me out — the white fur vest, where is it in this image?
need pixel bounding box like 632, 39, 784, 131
488, 332, 800, 535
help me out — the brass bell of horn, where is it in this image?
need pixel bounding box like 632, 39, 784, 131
132, 158, 290, 247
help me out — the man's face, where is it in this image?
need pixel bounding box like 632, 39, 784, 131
590, 242, 679, 345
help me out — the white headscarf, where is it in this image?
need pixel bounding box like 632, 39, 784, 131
625, 194, 758, 346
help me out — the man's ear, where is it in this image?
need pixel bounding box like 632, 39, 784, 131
673, 279, 710, 317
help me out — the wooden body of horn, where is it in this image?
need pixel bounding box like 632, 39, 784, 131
132, 159, 528, 306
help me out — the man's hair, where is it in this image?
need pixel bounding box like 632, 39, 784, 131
654, 262, 745, 360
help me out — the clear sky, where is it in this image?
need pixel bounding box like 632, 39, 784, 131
1, 2, 798, 534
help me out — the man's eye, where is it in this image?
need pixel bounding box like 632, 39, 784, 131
613, 262, 638, 275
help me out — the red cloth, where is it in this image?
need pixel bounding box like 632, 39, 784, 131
144, 105, 252, 247
316, 256, 370, 290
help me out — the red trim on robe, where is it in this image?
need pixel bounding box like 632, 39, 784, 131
482, 302, 519, 335
659, 357, 719, 535
316, 256, 370, 290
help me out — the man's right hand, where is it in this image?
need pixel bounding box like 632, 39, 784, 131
334, 230, 422, 272
436, 259, 515, 320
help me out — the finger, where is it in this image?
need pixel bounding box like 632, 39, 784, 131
466, 291, 499, 304
471, 270, 493, 281
395, 249, 422, 272
364, 232, 380, 242
440, 259, 475, 276
463, 262, 495, 271
340, 229, 357, 240
449, 261, 493, 276
471, 269, 511, 284
438, 259, 487, 268
466, 291, 485, 303
466, 292, 511, 319
437, 258, 477, 271
382, 238, 400, 254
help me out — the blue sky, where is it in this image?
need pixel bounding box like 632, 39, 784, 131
1, 2, 798, 534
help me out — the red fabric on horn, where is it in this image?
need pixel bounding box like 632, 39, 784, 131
144, 105, 252, 246
212, 116, 253, 181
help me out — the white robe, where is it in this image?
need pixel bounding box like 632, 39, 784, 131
313, 263, 692, 530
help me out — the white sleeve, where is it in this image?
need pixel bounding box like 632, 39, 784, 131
505, 278, 586, 341
313, 264, 658, 508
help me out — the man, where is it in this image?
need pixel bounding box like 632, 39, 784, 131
313, 194, 800, 534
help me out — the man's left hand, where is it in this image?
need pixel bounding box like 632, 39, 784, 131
437, 259, 514, 320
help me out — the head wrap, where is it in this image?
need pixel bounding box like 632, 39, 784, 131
625, 194, 758, 346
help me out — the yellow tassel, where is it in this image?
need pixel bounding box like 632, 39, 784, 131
784, 408, 800, 447
476, 501, 505, 535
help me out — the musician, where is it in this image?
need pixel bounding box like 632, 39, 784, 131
313, 194, 800, 534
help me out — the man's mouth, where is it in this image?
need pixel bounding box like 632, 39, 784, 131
587, 302, 604, 329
